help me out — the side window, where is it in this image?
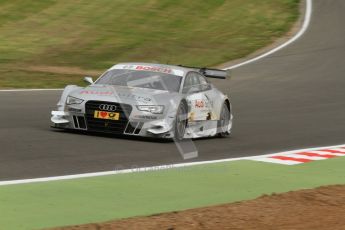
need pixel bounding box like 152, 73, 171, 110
197, 74, 211, 91
183, 75, 193, 90
182, 72, 200, 93
198, 75, 208, 85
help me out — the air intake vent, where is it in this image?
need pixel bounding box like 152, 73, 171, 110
73, 115, 87, 130
124, 122, 144, 135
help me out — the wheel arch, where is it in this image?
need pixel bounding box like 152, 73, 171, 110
215, 97, 231, 120
224, 98, 231, 111
180, 98, 188, 110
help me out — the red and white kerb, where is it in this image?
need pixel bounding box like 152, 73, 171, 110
251, 146, 345, 165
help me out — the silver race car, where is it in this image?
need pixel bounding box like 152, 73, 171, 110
51, 63, 233, 140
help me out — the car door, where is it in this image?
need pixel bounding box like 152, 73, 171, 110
196, 73, 218, 120
183, 72, 212, 121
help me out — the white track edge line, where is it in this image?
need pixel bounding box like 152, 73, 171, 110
0, 0, 312, 92
1, 143, 344, 186
224, 0, 312, 70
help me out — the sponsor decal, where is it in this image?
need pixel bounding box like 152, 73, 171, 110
135, 65, 172, 74
188, 112, 195, 121
195, 100, 205, 108
99, 104, 117, 111
80, 90, 114, 95
94, 111, 120, 120
79, 90, 151, 103
113, 64, 184, 77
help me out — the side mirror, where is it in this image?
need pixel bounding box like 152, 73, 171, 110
84, 76, 94, 84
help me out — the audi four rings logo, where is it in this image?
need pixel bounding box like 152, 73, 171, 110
99, 104, 117, 111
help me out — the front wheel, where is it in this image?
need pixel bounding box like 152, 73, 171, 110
217, 101, 232, 137
174, 102, 188, 141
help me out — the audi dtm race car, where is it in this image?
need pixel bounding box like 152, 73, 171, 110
51, 63, 233, 140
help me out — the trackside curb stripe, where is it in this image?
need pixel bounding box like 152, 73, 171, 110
322, 149, 345, 154
252, 146, 345, 165
270, 156, 312, 163
308, 151, 345, 156
296, 152, 336, 158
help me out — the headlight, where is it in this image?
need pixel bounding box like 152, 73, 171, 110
66, 96, 84, 105
136, 105, 164, 114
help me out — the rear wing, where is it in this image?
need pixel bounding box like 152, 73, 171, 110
178, 65, 230, 79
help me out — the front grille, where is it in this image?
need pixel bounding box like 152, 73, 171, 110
85, 101, 132, 134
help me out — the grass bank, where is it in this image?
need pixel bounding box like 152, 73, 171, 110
0, 157, 344, 229
0, 0, 300, 88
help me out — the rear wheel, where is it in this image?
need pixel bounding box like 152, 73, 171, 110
217, 102, 231, 137
174, 102, 188, 141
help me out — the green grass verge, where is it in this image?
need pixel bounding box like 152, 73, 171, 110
0, 70, 84, 89
0, 0, 300, 88
0, 157, 344, 230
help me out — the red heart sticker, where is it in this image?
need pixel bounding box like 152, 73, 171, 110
100, 111, 108, 118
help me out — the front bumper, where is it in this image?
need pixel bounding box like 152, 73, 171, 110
51, 110, 175, 138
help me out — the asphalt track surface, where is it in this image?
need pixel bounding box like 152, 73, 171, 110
1, 0, 345, 180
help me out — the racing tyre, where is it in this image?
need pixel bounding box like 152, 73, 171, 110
217, 101, 231, 137
174, 101, 188, 141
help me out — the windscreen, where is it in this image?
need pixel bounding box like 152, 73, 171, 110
95, 69, 182, 92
